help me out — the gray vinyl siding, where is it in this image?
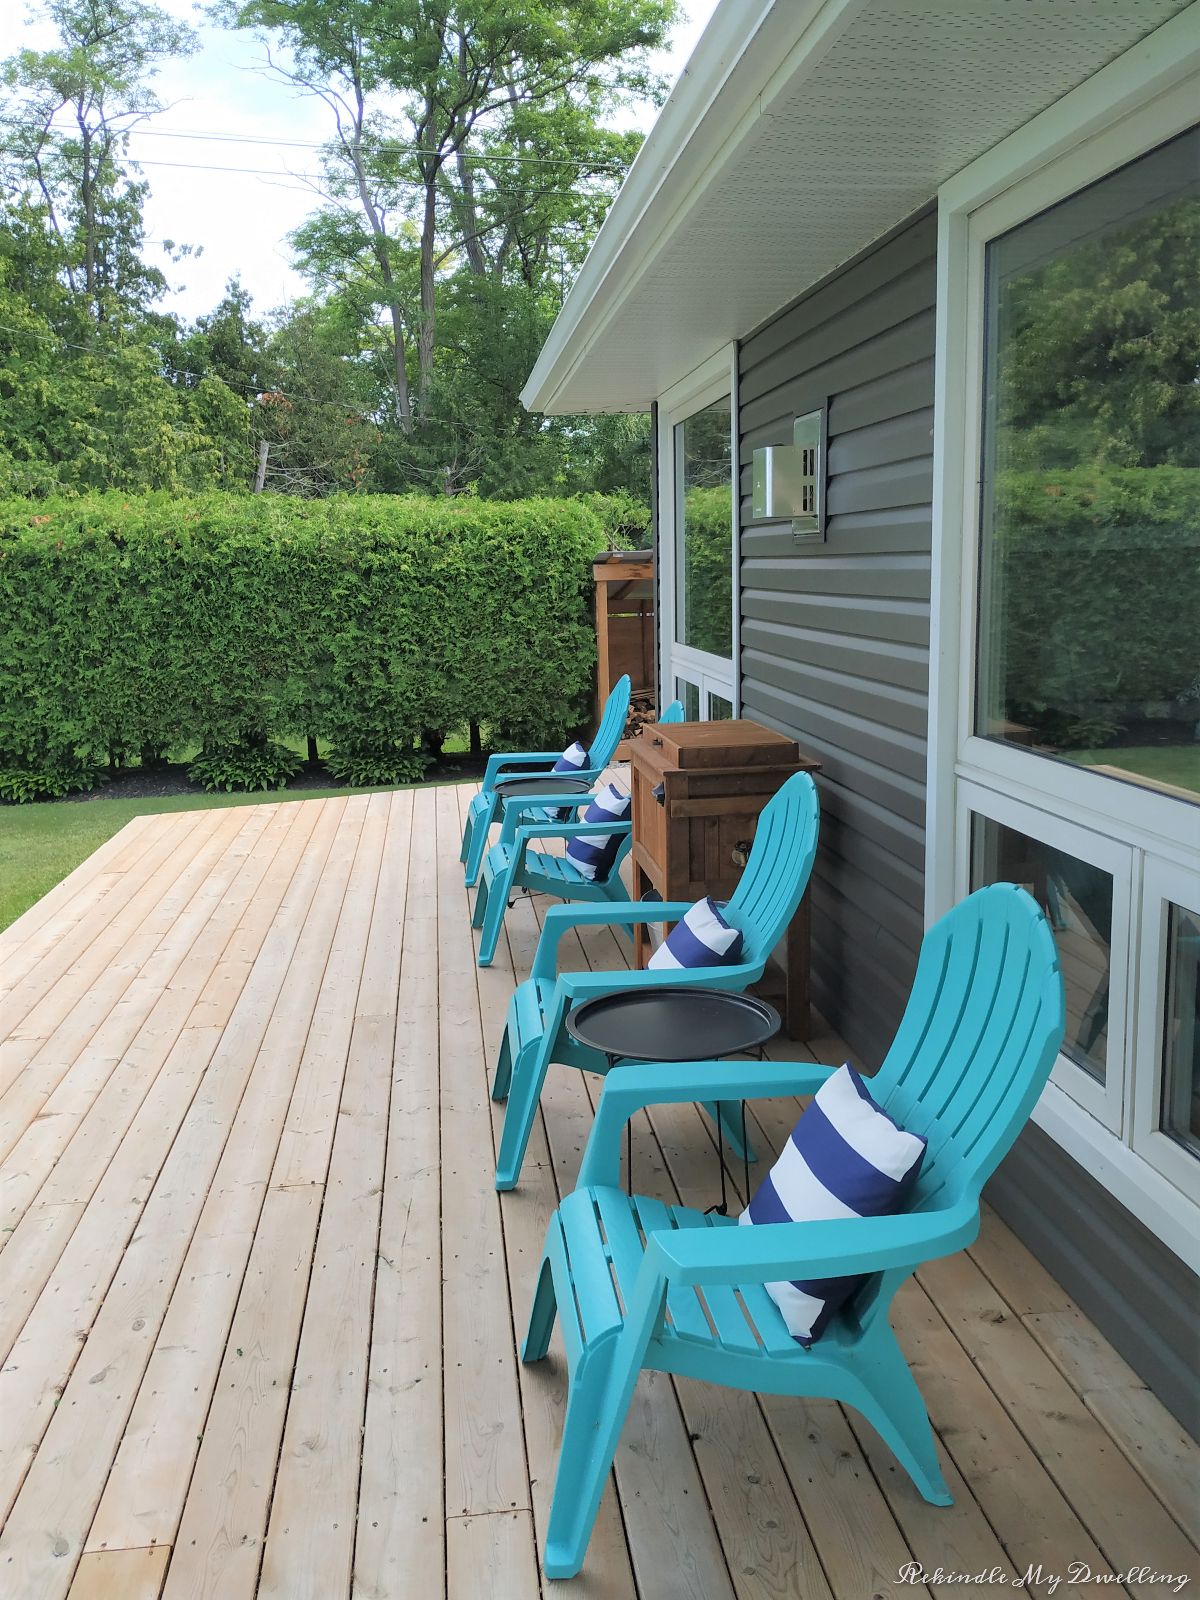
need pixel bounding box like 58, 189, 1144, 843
737, 209, 936, 1063
988, 1125, 1200, 1437
731, 204, 1199, 1439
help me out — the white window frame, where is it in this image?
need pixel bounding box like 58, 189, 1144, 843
956, 779, 1134, 1134
927, 10, 1200, 1270
1131, 857, 1200, 1207
657, 345, 740, 717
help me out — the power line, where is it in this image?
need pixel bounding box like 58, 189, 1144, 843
5, 118, 632, 173
112, 153, 614, 195
128, 124, 631, 172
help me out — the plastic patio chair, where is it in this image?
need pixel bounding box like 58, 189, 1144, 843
522, 883, 1066, 1579
470, 701, 685, 969
489, 771, 820, 1191
460, 675, 632, 888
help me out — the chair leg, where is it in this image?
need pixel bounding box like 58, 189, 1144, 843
542, 1280, 664, 1581
849, 1331, 952, 1507
522, 1250, 558, 1363
472, 873, 490, 931
495, 1038, 552, 1191
478, 860, 517, 968
700, 1100, 758, 1165
464, 795, 497, 886
478, 882, 510, 967
602, 877, 633, 940
491, 1027, 514, 1103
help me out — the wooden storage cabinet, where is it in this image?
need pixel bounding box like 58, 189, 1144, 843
628, 720, 822, 1037
593, 552, 654, 723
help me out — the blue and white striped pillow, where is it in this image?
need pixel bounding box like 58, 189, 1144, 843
549, 740, 590, 819
740, 1065, 926, 1344
564, 782, 630, 881
648, 896, 742, 970
553, 740, 589, 775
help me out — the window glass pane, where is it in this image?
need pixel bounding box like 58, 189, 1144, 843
675, 678, 700, 723
1161, 904, 1200, 1158
978, 126, 1200, 803
708, 692, 733, 721
675, 395, 733, 658
970, 815, 1113, 1083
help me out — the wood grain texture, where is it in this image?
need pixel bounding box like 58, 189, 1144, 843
68, 1545, 170, 1600
0, 784, 1190, 1600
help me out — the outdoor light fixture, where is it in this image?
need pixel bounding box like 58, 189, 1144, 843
751, 407, 826, 539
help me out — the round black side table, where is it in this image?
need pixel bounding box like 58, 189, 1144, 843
566, 986, 781, 1212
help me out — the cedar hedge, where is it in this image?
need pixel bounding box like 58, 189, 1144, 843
0, 492, 608, 797
994, 467, 1200, 748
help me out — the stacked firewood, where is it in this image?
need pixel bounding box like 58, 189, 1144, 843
623, 690, 659, 743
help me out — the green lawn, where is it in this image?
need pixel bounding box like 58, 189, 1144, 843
0, 781, 411, 932
1060, 744, 1200, 798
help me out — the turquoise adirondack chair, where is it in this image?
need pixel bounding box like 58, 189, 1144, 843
460, 675, 632, 888
470, 701, 685, 969
522, 883, 1066, 1579
490, 771, 820, 1191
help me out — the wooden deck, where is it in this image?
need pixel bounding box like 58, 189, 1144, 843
0, 785, 1196, 1600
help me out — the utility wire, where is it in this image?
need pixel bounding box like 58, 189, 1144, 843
108, 153, 614, 194
5, 119, 632, 173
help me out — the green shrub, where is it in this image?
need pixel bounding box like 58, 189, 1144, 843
578, 491, 651, 550
993, 466, 1200, 746
680, 485, 734, 658
0, 756, 108, 805
187, 739, 303, 794
324, 743, 428, 788
0, 491, 607, 786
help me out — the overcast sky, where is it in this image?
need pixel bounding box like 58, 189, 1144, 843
1, 0, 721, 321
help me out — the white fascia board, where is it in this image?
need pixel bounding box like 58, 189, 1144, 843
521, 0, 858, 415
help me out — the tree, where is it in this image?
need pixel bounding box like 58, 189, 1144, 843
1, 0, 197, 325
219, 0, 675, 433
996, 194, 1200, 470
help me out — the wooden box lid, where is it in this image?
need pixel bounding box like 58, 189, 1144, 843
640, 719, 800, 769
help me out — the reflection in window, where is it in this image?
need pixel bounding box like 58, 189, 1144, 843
675, 396, 733, 658
675, 678, 700, 723
1161, 904, 1200, 1158
978, 126, 1200, 801
708, 693, 734, 721
971, 815, 1112, 1083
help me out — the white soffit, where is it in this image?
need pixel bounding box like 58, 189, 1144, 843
523, 0, 1193, 415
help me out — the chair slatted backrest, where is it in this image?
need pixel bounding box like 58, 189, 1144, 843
724, 773, 820, 968
850, 885, 1065, 1332
588, 676, 633, 769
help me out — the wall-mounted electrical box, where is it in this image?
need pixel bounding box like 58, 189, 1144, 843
750, 407, 825, 540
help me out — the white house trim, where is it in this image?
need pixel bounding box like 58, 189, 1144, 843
927, 11, 1200, 1263
656, 345, 739, 717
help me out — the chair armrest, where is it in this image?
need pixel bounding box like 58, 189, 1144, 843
482, 751, 561, 789
578, 1059, 837, 1188
511, 820, 630, 873
498, 791, 595, 844
530, 900, 697, 982
516, 820, 631, 843
647, 1200, 982, 1288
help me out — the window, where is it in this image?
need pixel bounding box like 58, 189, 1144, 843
970, 816, 1114, 1084
977, 126, 1200, 805
1161, 904, 1200, 1158
658, 349, 738, 719
675, 395, 733, 659
931, 44, 1200, 1262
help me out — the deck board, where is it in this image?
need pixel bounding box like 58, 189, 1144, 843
0, 786, 1195, 1600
